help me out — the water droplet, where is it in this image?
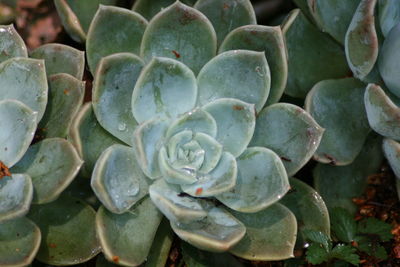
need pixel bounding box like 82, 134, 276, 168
118, 123, 126, 131
126, 187, 139, 196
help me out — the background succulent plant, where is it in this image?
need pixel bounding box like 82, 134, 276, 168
0, 24, 98, 266
286, 0, 400, 214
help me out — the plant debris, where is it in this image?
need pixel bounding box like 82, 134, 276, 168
0, 161, 11, 179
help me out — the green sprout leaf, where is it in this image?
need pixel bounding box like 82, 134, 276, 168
357, 217, 393, 242
306, 243, 330, 265
330, 244, 360, 266
330, 207, 357, 243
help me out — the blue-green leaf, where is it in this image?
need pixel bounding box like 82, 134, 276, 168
91, 144, 150, 214
0, 24, 27, 63
0, 173, 32, 222
38, 73, 84, 138
132, 57, 197, 123
30, 43, 85, 80
96, 197, 163, 266
194, 0, 256, 45
305, 78, 370, 165
93, 53, 143, 145
0, 100, 37, 167
197, 50, 270, 112
141, 2, 217, 74
203, 98, 255, 157
230, 203, 297, 260
345, 0, 378, 79
0, 58, 48, 121
0, 217, 41, 267
11, 138, 82, 204
219, 25, 287, 105
364, 83, 400, 140
217, 147, 289, 213
86, 5, 147, 72
251, 103, 324, 176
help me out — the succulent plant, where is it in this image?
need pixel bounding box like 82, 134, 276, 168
51, 1, 333, 266
287, 0, 400, 211
0, 24, 99, 266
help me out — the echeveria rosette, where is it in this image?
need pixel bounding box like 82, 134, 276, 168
0, 26, 97, 266
84, 1, 326, 265
90, 52, 325, 265
130, 55, 293, 254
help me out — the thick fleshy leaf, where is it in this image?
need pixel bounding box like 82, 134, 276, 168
379, 0, 400, 37
140, 2, 217, 74
86, 5, 147, 72
28, 195, 100, 265
217, 147, 289, 212
146, 218, 174, 267
0, 174, 32, 222
219, 25, 287, 105
203, 98, 255, 157
192, 133, 223, 174
197, 50, 270, 112
0, 217, 40, 267
96, 198, 163, 267
132, 0, 196, 20
0, 58, 47, 120
194, 0, 256, 45
133, 117, 169, 179
132, 57, 197, 123
171, 205, 246, 252
166, 109, 217, 139
11, 138, 82, 204
54, 0, 118, 43
30, 43, 85, 80
181, 241, 244, 267
383, 138, 400, 179
282, 9, 350, 98
345, 0, 378, 79
314, 133, 383, 214
229, 203, 297, 260
364, 83, 400, 140
308, 0, 361, 44
38, 73, 84, 138
181, 151, 237, 197
0, 24, 27, 63
378, 23, 400, 98
54, 0, 86, 42
0, 100, 37, 167
149, 179, 207, 224
69, 103, 122, 177
91, 144, 150, 214
305, 78, 370, 165
250, 103, 324, 176
93, 53, 143, 145
280, 177, 330, 246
